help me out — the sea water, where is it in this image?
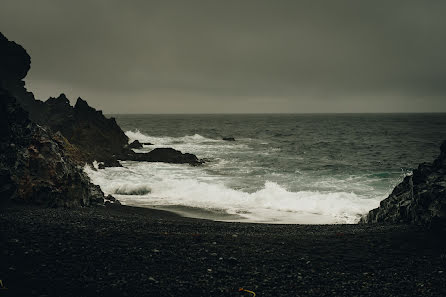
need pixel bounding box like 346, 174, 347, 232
85, 113, 446, 224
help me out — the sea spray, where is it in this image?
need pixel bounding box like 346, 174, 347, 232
86, 114, 446, 223
85, 162, 380, 224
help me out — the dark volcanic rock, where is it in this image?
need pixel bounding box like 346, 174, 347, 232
222, 137, 236, 141
68, 97, 130, 162
102, 159, 123, 168
128, 148, 203, 166
0, 32, 30, 86
0, 32, 130, 163
361, 140, 446, 228
0, 88, 105, 207
0, 32, 47, 119
0, 31, 202, 167
128, 140, 143, 149
97, 159, 122, 169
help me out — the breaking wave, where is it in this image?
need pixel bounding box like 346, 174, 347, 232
125, 130, 217, 145
84, 162, 380, 224
112, 184, 151, 195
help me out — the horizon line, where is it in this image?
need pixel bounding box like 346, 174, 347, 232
105, 111, 446, 115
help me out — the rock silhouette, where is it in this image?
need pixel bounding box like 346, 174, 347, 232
128, 140, 143, 149
128, 148, 203, 166
222, 137, 236, 141
0, 31, 202, 166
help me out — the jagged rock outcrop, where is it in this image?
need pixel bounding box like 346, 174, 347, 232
128, 140, 143, 149
0, 32, 130, 163
0, 88, 106, 207
0, 31, 203, 167
361, 140, 446, 228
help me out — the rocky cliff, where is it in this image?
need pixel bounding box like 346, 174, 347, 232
0, 32, 130, 163
41, 94, 130, 163
0, 88, 106, 207
361, 140, 446, 228
0, 31, 202, 166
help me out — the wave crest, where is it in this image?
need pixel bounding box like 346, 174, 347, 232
84, 162, 380, 224
112, 184, 151, 195
125, 129, 217, 145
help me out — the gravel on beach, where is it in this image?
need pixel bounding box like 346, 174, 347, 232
1, 204, 445, 297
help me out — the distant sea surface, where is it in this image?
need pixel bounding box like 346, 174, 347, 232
85, 114, 446, 224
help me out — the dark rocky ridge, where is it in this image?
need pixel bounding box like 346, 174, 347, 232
0, 31, 202, 166
0, 88, 106, 207
131, 148, 202, 165
222, 137, 236, 141
128, 140, 143, 149
0, 31, 203, 209
361, 140, 446, 228
0, 32, 129, 163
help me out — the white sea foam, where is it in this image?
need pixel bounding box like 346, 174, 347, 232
84, 162, 380, 224
112, 184, 151, 195
124, 130, 250, 160
125, 130, 217, 145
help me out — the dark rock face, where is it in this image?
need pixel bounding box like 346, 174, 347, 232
0, 31, 203, 168
361, 140, 446, 228
68, 97, 130, 162
129, 148, 203, 166
31, 94, 130, 163
128, 140, 143, 149
0, 88, 106, 207
0, 32, 47, 121
222, 137, 236, 141
0, 33, 30, 86
102, 159, 123, 168
0, 32, 130, 163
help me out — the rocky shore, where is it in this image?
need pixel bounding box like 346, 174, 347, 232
1, 204, 446, 297
361, 140, 446, 229
0, 31, 203, 168
0, 31, 203, 207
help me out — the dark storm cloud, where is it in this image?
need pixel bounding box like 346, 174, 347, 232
1, 0, 445, 113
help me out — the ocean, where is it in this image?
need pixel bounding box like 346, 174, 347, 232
85, 113, 446, 224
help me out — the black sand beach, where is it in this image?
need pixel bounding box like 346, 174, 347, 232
1, 204, 445, 297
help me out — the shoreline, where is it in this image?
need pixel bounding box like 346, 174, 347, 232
131, 204, 355, 225
1, 204, 445, 296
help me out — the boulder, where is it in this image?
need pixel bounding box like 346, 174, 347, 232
128, 140, 143, 149
102, 159, 123, 168
360, 140, 446, 229
222, 137, 236, 141
128, 148, 203, 166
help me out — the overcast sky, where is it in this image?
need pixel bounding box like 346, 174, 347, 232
1, 0, 445, 113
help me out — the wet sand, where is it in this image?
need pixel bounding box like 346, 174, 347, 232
1, 204, 445, 296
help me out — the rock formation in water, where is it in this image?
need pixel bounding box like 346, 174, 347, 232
0, 31, 202, 166
361, 140, 446, 228
129, 148, 203, 165
128, 140, 143, 149
0, 88, 106, 207
222, 137, 236, 141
